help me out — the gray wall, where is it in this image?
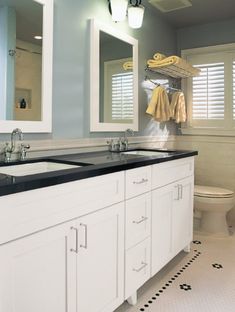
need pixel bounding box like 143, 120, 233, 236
177, 17, 235, 52
0, 0, 178, 141
52, 0, 177, 139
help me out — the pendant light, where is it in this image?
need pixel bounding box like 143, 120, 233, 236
109, 0, 128, 22
128, 0, 145, 29
108, 0, 145, 28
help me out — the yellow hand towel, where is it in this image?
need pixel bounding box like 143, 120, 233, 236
147, 55, 200, 77
170, 91, 187, 123
153, 53, 166, 61
123, 61, 133, 70
146, 86, 171, 122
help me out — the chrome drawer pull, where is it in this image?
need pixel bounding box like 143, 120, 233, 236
180, 184, 183, 199
133, 216, 148, 224
174, 184, 180, 200
133, 261, 148, 272
133, 178, 148, 185
70, 227, 78, 254
80, 223, 88, 249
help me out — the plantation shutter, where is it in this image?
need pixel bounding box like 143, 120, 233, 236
192, 63, 225, 120
111, 72, 133, 120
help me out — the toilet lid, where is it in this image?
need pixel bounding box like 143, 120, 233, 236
194, 185, 234, 198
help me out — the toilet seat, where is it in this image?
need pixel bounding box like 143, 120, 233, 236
194, 185, 234, 199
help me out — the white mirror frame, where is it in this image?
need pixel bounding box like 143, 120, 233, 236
90, 19, 139, 132
0, 0, 53, 133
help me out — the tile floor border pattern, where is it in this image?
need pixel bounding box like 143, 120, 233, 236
138, 246, 202, 311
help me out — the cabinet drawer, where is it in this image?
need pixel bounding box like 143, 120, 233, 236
125, 166, 151, 199
125, 193, 151, 250
0, 171, 124, 245
125, 238, 150, 300
152, 157, 194, 189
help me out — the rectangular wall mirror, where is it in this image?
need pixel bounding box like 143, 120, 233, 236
0, 0, 53, 133
90, 19, 138, 132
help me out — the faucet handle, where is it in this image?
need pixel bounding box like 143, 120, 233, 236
20, 143, 30, 161
4, 142, 11, 163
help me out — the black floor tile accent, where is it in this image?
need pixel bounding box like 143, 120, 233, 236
180, 283, 192, 291
212, 263, 223, 269
193, 240, 202, 245
139, 249, 202, 311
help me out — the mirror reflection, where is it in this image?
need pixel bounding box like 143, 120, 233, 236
99, 31, 133, 124
0, 0, 43, 122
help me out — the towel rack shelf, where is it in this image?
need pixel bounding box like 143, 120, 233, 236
145, 54, 200, 79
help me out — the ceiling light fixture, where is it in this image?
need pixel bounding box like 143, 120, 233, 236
109, 0, 128, 22
34, 35, 42, 40
128, 0, 145, 29
108, 0, 145, 28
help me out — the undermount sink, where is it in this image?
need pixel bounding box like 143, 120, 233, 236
121, 150, 171, 157
0, 161, 81, 177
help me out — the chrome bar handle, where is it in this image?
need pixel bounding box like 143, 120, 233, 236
133, 261, 148, 272
180, 184, 183, 199
80, 223, 88, 249
133, 216, 148, 224
70, 227, 78, 253
133, 178, 148, 185
174, 184, 180, 200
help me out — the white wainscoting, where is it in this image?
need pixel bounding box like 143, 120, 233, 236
174, 135, 235, 226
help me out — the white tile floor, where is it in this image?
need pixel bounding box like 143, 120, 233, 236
116, 233, 235, 312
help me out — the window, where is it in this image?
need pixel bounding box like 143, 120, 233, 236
111, 71, 133, 121
192, 63, 224, 120
103, 58, 133, 123
182, 44, 235, 135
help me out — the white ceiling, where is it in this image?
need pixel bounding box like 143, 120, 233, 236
147, 0, 235, 28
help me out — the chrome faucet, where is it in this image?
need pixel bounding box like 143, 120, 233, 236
4, 128, 30, 162
122, 128, 134, 151
107, 129, 134, 152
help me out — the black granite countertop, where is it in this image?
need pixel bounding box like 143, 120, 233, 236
0, 148, 198, 197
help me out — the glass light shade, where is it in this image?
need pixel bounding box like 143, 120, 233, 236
110, 0, 128, 22
128, 5, 145, 29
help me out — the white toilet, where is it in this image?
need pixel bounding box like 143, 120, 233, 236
194, 185, 234, 236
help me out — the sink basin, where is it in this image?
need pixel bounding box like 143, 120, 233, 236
121, 150, 170, 157
0, 161, 81, 177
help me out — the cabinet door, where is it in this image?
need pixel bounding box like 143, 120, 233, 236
151, 184, 174, 276
0, 221, 77, 312
76, 202, 124, 312
172, 176, 194, 255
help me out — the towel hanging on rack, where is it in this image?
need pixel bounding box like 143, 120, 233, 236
146, 86, 171, 122
170, 91, 186, 123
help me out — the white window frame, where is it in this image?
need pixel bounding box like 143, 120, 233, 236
181, 43, 235, 136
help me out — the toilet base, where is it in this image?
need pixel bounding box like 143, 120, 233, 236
200, 210, 229, 236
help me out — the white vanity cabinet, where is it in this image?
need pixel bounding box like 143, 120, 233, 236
0, 156, 195, 311
151, 158, 194, 276
76, 202, 124, 312
124, 166, 152, 302
0, 202, 124, 312
0, 171, 125, 312
0, 220, 77, 312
